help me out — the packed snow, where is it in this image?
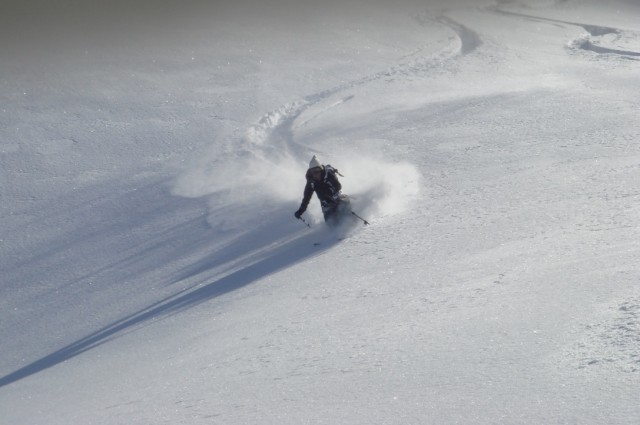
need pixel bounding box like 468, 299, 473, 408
1, 0, 639, 424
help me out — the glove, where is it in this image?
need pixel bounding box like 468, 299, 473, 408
294, 209, 304, 219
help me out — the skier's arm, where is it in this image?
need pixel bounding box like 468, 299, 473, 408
298, 182, 314, 213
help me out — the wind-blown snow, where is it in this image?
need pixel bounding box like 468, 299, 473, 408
1, 0, 640, 424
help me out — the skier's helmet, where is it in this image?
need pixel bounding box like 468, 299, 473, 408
308, 155, 322, 171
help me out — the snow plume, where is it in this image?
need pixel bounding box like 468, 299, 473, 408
172, 146, 304, 232
173, 105, 421, 232
172, 100, 317, 232
330, 153, 421, 220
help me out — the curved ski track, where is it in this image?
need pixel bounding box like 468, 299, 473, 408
491, 6, 640, 59
243, 13, 482, 155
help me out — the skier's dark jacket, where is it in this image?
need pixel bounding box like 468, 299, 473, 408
298, 165, 342, 216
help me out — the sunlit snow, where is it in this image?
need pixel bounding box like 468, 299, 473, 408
1, 0, 639, 424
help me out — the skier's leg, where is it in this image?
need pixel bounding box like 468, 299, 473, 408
323, 207, 339, 227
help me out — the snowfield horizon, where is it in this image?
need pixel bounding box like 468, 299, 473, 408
1, 1, 639, 424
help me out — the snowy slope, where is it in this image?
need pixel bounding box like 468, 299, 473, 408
1, 1, 640, 424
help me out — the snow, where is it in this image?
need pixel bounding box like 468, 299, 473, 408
1, 0, 640, 424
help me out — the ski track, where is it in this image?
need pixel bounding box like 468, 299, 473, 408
490, 6, 640, 59
434, 15, 483, 56
244, 11, 482, 159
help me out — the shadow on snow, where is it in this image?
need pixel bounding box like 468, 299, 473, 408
0, 186, 336, 388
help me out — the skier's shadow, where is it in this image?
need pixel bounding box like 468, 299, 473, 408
0, 212, 336, 389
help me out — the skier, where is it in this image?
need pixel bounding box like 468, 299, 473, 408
294, 155, 350, 227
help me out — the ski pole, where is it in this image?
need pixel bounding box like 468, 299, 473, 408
351, 211, 370, 225
298, 217, 311, 228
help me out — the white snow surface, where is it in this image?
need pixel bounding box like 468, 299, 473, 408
1, 0, 640, 424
